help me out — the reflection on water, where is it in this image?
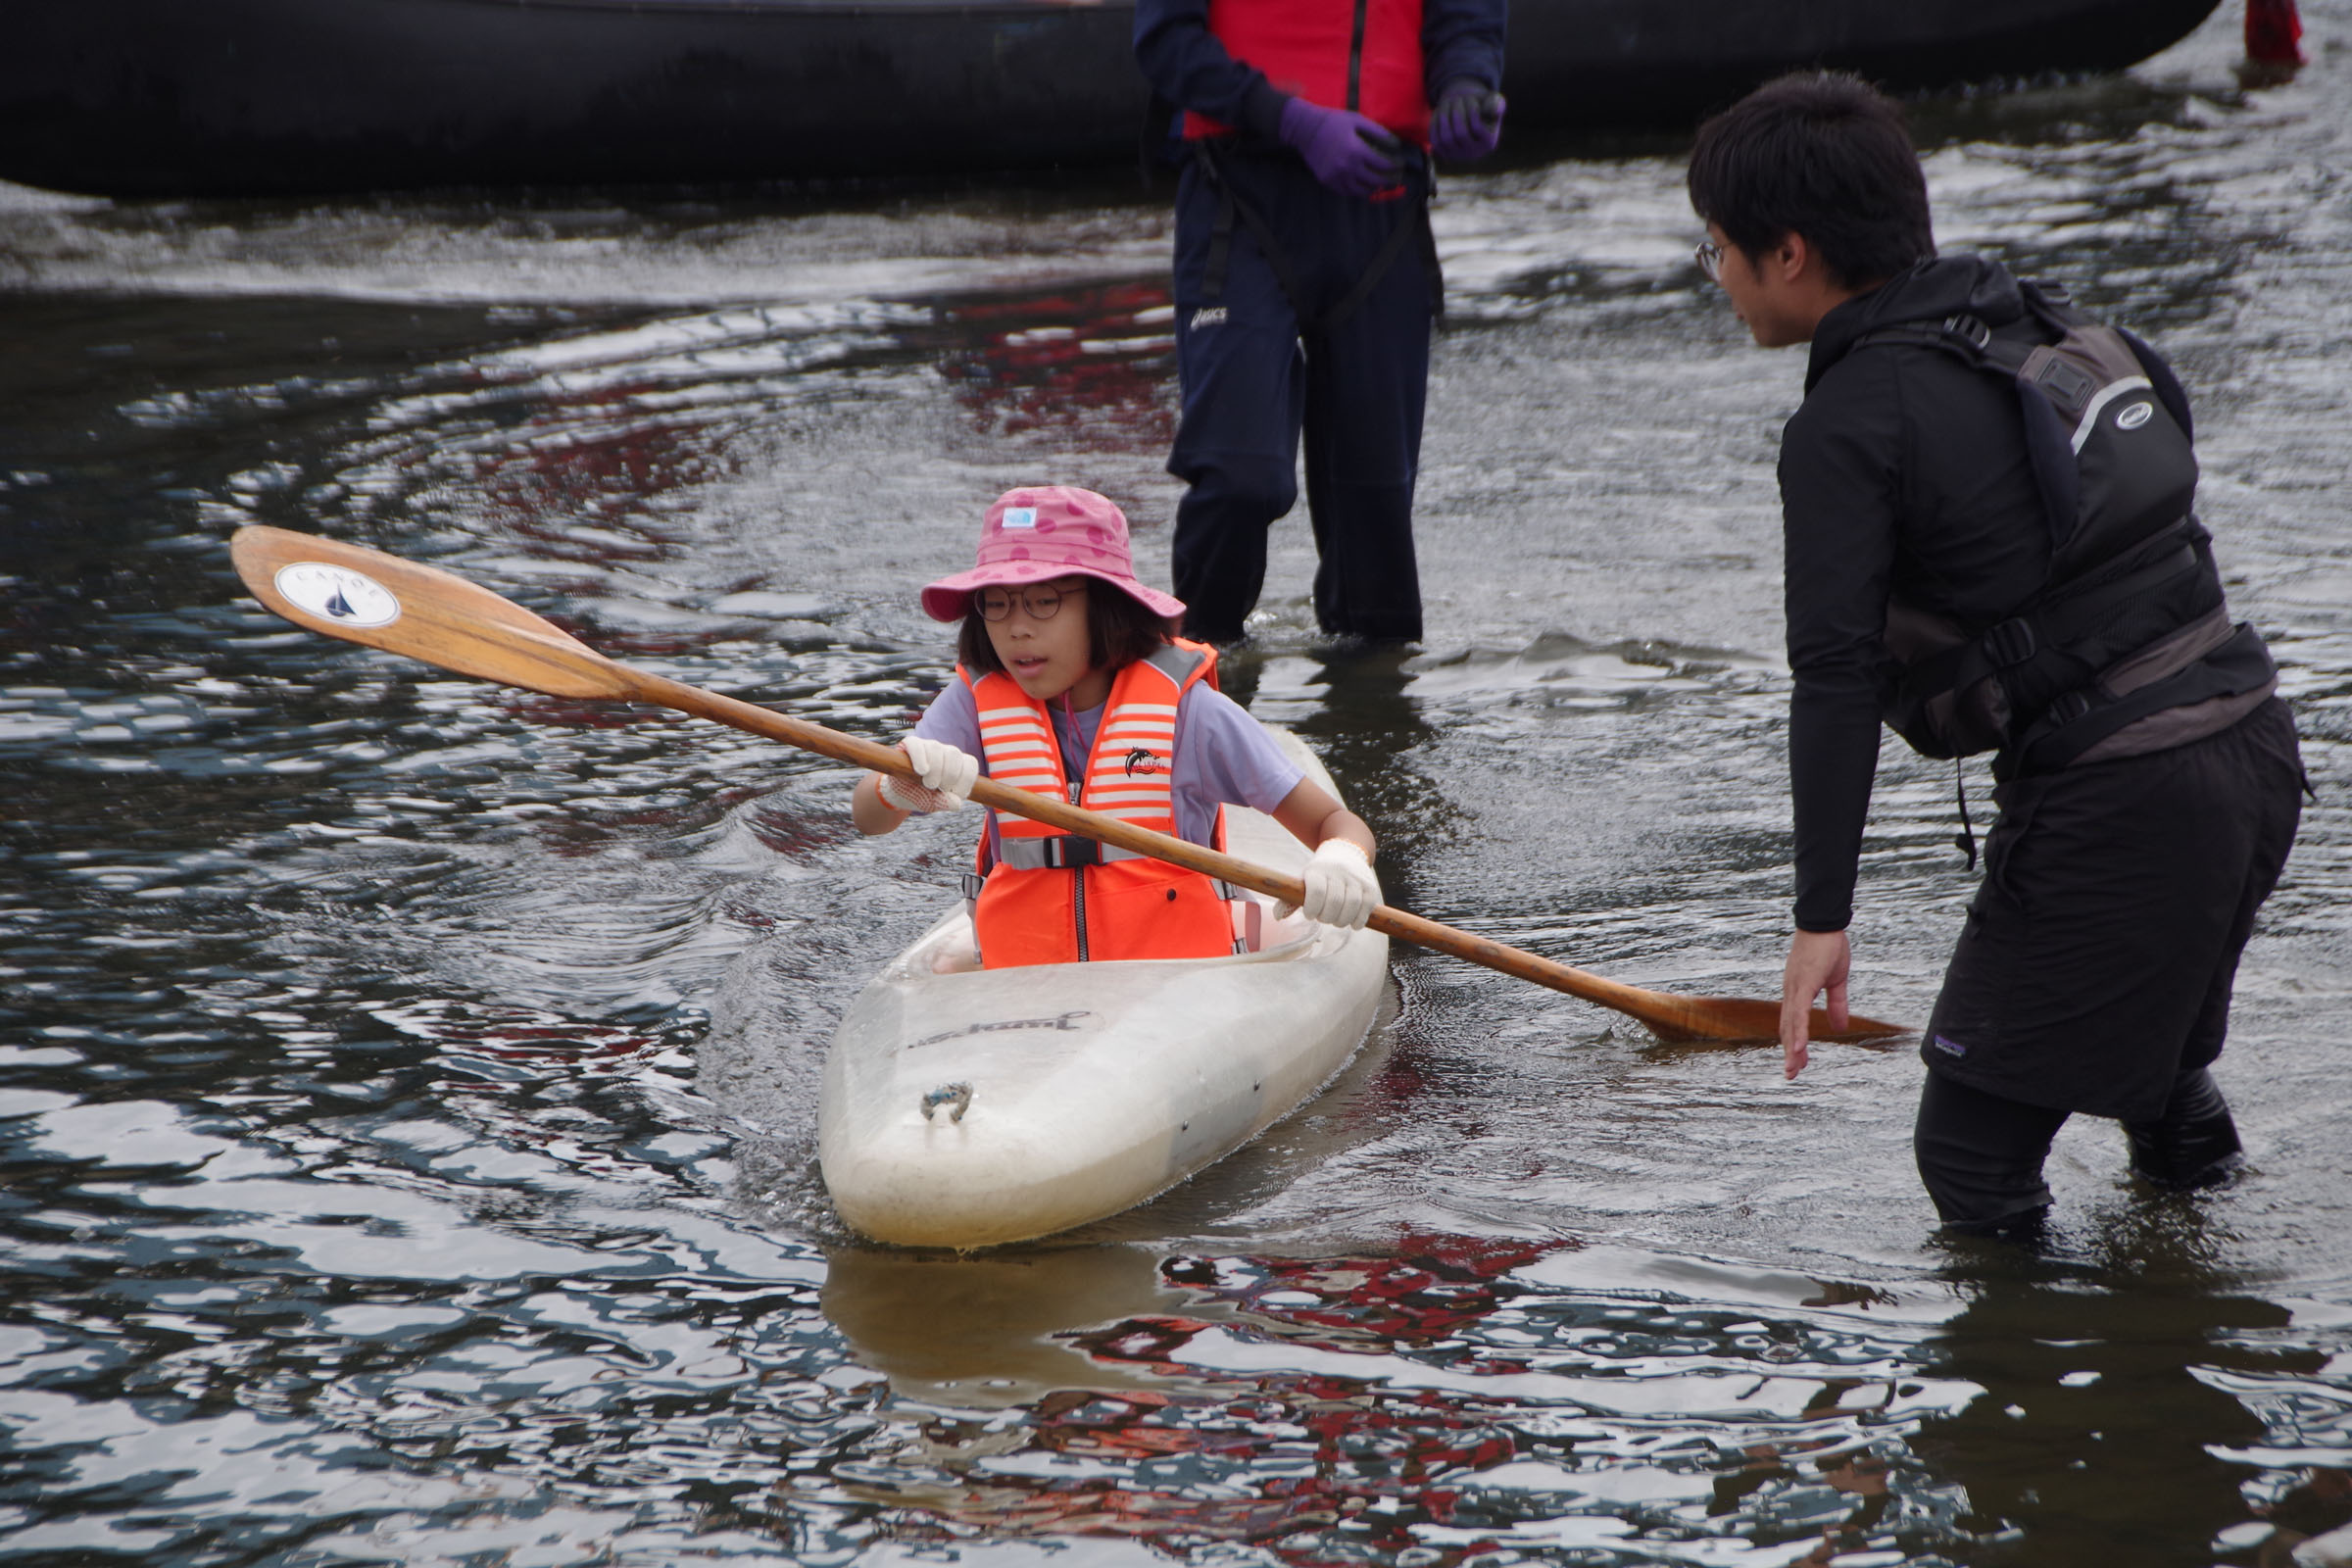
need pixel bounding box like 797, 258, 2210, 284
824, 1245, 1194, 1406
807, 1234, 2349, 1566
814, 1237, 1970, 1563
4, 1, 2350, 1562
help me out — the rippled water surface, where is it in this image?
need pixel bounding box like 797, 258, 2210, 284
5, 7, 2350, 1564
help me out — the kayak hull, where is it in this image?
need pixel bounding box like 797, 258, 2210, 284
818, 730, 1387, 1249
0, 0, 2222, 198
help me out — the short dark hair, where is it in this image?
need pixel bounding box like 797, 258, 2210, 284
1688, 72, 1934, 290
955, 577, 1178, 677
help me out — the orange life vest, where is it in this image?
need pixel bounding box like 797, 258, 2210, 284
963, 640, 1238, 968
1184, 0, 1432, 147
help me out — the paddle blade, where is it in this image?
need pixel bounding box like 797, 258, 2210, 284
1367, 907, 1910, 1044
229, 526, 631, 701
1637, 994, 1908, 1046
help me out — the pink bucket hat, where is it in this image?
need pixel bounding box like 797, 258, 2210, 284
919, 486, 1186, 623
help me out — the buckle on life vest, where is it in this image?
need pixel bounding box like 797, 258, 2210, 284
959, 871, 987, 901
1984, 616, 2037, 668
996, 836, 1147, 871
1041, 836, 1102, 869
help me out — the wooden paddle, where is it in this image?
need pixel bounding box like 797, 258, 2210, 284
227, 525, 1905, 1045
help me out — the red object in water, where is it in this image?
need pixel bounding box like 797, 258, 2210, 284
2246, 0, 2305, 66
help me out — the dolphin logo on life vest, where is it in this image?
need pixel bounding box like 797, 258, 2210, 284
1123, 748, 1164, 776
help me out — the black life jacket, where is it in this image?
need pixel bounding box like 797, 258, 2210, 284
1856, 280, 2275, 778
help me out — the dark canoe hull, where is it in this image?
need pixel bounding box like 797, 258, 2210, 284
1510, 0, 2224, 129
0, 0, 2222, 198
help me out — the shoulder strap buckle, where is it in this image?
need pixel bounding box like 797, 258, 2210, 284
1942, 313, 1993, 354
1983, 615, 2037, 668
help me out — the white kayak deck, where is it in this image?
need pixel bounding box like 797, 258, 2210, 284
818, 727, 1390, 1249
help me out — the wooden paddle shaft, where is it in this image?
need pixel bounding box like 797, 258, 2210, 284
631, 671, 1836, 1043
224, 525, 1897, 1045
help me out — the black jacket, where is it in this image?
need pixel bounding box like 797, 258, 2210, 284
1779, 255, 2227, 931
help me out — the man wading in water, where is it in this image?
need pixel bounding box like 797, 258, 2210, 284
1687, 74, 2304, 1236
1134, 0, 1508, 646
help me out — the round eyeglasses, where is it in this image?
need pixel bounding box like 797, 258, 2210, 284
1694, 238, 1725, 282
976, 582, 1082, 622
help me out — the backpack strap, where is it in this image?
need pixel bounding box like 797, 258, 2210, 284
1894, 517, 2209, 722
2012, 621, 2275, 775
1847, 314, 2081, 545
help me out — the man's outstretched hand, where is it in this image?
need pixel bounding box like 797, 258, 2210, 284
1780, 927, 1851, 1079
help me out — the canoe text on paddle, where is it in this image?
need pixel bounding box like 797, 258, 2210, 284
227, 525, 1907, 1045
273, 562, 402, 628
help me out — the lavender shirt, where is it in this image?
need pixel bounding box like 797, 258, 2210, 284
914, 677, 1304, 848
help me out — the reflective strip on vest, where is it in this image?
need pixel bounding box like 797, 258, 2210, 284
977, 711, 1057, 789
1086, 699, 1179, 818
966, 647, 1201, 842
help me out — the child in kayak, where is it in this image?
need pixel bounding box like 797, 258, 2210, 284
853, 485, 1380, 968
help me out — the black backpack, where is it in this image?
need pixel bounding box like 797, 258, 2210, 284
1858, 280, 2220, 763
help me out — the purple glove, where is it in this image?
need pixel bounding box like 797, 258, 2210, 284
1277, 97, 1405, 197
1430, 79, 1505, 162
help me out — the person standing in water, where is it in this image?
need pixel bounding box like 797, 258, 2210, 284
1134, 0, 1508, 645
1687, 73, 2302, 1235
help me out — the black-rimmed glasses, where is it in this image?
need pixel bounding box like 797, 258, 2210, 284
976, 583, 1082, 622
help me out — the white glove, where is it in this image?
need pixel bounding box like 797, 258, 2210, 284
878, 735, 978, 813
1296, 839, 1380, 930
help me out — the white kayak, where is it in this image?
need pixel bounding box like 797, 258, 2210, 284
818, 727, 1389, 1249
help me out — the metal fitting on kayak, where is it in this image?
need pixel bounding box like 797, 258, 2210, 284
921, 1082, 973, 1123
